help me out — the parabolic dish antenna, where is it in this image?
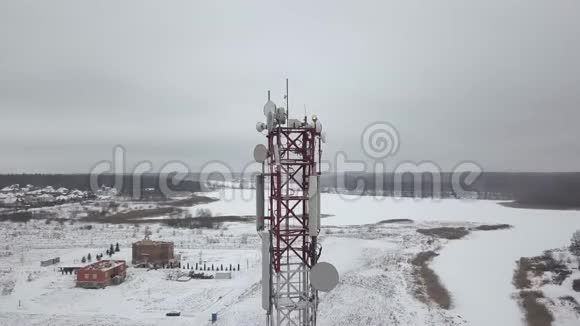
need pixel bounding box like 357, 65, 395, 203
266, 111, 274, 132
256, 122, 267, 133
276, 107, 286, 125
253, 144, 268, 163
263, 100, 276, 117
310, 262, 339, 292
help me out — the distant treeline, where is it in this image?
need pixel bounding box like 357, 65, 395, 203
320, 172, 580, 207
1, 172, 580, 207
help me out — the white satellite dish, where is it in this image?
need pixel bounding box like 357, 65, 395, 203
266, 111, 274, 132
276, 107, 286, 125
310, 262, 339, 292
256, 122, 267, 133
263, 100, 276, 117
315, 120, 322, 133
253, 144, 268, 163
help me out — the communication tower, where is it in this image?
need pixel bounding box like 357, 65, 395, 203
254, 80, 337, 326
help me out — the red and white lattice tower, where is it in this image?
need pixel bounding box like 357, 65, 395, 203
255, 81, 329, 326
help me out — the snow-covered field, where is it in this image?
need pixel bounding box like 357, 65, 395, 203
1, 188, 580, 325
196, 189, 580, 325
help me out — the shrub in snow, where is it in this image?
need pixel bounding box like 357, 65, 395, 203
207, 237, 219, 244
1, 281, 15, 295
196, 208, 212, 218
573, 279, 580, 292
558, 252, 566, 261
570, 230, 580, 256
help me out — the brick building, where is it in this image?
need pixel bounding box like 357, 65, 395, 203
76, 260, 127, 289
132, 239, 175, 266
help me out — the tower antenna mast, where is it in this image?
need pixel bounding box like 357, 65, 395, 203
285, 78, 289, 126
253, 80, 337, 326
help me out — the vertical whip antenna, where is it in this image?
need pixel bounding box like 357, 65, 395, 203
285, 78, 289, 126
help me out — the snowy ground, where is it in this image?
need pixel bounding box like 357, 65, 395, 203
522, 249, 580, 326
196, 189, 580, 325
0, 220, 262, 326
1, 189, 580, 325
0, 216, 460, 326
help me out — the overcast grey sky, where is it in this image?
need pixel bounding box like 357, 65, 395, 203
1, 1, 579, 173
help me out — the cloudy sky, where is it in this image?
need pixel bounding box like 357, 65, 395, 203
0, 1, 579, 173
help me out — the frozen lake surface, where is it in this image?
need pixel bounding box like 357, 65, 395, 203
196, 189, 580, 325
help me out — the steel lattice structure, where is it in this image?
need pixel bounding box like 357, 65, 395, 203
263, 117, 323, 326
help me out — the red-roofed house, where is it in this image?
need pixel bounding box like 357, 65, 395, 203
76, 260, 127, 289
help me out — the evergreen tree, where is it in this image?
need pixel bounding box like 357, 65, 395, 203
110, 244, 115, 254
87, 253, 92, 261
81, 256, 86, 263
115, 243, 120, 252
